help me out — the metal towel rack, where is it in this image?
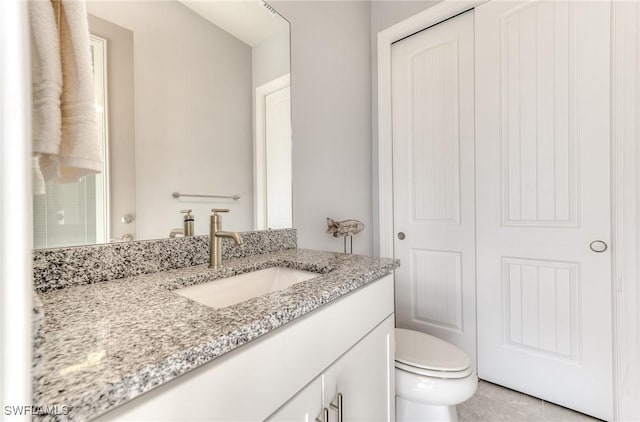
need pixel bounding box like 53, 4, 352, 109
172, 192, 240, 201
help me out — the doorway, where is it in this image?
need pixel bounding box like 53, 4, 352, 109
255, 74, 292, 230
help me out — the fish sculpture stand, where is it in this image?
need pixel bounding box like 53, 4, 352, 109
326, 218, 365, 254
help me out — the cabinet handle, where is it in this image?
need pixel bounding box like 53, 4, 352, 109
329, 393, 343, 422
315, 407, 329, 422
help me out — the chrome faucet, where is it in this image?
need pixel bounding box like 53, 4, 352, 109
210, 209, 243, 268
169, 209, 195, 238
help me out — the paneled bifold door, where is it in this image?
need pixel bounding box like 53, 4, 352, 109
475, 1, 613, 420
392, 1, 614, 419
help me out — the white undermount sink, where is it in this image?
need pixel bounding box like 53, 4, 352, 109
175, 267, 320, 309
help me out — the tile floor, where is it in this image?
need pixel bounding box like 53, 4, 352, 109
457, 380, 601, 422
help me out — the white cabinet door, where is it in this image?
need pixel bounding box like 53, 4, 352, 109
323, 315, 395, 422
475, 1, 613, 419
391, 10, 477, 366
267, 377, 323, 422
269, 314, 395, 422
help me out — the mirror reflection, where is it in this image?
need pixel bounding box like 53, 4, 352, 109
32, 0, 291, 249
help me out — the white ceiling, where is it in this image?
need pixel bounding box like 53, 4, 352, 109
178, 0, 289, 47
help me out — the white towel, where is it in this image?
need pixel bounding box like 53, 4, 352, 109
29, 0, 102, 193
54, 0, 102, 184
29, 0, 62, 194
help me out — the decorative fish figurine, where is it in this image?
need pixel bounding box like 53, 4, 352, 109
326, 218, 364, 237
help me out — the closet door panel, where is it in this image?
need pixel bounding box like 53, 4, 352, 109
475, 1, 613, 419
392, 11, 476, 365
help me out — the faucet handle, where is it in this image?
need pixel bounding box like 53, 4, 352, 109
211, 208, 229, 214
181, 209, 194, 224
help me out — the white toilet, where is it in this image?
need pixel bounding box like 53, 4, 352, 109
395, 328, 477, 422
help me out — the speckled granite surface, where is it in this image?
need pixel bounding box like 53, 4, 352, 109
33, 248, 399, 422
33, 292, 45, 407
33, 229, 296, 292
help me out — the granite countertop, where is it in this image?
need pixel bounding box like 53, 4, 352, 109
34, 248, 399, 421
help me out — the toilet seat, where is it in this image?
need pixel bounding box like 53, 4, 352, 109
395, 361, 473, 379
395, 328, 473, 380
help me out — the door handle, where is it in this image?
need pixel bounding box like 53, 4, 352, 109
397, 232, 406, 240
315, 408, 329, 422
589, 240, 608, 253
329, 393, 343, 422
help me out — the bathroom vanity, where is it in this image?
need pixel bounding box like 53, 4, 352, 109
97, 274, 394, 421
32, 229, 399, 421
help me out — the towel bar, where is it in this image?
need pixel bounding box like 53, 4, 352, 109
172, 192, 240, 201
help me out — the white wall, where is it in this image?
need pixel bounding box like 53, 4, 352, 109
267, 1, 440, 256
271, 1, 373, 255
371, 0, 440, 33
87, 1, 253, 239
252, 29, 290, 89
0, 0, 31, 417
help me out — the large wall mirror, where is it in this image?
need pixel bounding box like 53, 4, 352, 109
33, 0, 291, 249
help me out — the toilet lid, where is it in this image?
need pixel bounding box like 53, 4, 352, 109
395, 328, 470, 372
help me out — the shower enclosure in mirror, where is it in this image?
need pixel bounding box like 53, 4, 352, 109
32, 0, 292, 249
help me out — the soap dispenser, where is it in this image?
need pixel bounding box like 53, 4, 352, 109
181, 209, 194, 237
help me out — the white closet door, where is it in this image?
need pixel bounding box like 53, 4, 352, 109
475, 1, 613, 419
392, 11, 476, 364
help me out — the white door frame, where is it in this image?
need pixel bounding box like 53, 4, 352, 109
376, 1, 640, 420
611, 2, 640, 420
254, 73, 290, 230
0, 0, 32, 417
